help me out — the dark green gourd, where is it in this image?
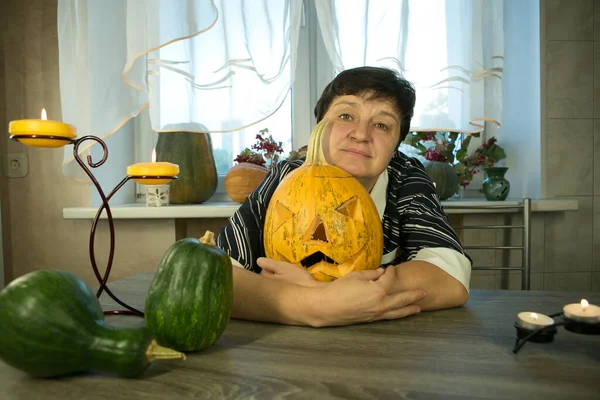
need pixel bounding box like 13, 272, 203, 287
145, 231, 233, 352
423, 160, 459, 200
155, 124, 218, 204
0, 270, 184, 378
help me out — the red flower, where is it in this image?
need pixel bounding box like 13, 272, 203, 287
234, 128, 284, 169
424, 148, 448, 162
424, 131, 437, 141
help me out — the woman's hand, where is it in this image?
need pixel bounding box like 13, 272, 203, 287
258, 257, 326, 287
257, 260, 427, 327
308, 267, 427, 327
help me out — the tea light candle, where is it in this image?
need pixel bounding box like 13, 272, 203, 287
516, 312, 554, 331
563, 299, 600, 324
127, 149, 179, 185
8, 108, 77, 148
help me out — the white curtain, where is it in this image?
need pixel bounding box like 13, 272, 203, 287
57, 0, 303, 180
314, 0, 409, 72
57, 0, 502, 181
315, 0, 504, 135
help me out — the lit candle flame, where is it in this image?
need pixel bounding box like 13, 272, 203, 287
531, 312, 538, 320
581, 299, 589, 311
41, 108, 47, 120
151, 148, 156, 163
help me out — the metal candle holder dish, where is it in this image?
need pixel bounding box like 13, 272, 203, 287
513, 312, 600, 354
10, 133, 177, 317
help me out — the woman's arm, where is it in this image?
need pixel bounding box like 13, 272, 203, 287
384, 261, 469, 311
231, 265, 427, 327
257, 257, 467, 312
389, 159, 472, 310
231, 266, 312, 325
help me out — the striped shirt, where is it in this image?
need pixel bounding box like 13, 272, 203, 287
216, 150, 472, 289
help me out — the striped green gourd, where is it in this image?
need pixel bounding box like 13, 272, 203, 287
144, 231, 233, 352
0, 270, 184, 378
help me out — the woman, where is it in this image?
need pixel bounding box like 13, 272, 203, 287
216, 66, 471, 327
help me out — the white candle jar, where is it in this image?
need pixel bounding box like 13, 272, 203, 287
145, 184, 170, 207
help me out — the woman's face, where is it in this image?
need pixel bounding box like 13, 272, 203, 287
322, 93, 401, 191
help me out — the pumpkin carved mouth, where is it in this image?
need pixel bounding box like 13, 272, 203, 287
300, 251, 336, 268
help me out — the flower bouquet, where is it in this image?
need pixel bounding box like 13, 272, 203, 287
454, 137, 506, 189
404, 130, 506, 198
233, 128, 284, 169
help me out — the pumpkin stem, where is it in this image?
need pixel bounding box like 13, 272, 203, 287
145, 339, 186, 362
199, 230, 216, 246
305, 119, 330, 166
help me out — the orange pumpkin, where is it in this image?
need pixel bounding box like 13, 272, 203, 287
263, 119, 383, 281
224, 162, 269, 203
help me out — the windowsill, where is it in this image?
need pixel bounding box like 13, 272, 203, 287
63, 198, 579, 220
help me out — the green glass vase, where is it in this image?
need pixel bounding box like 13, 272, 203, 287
482, 167, 510, 201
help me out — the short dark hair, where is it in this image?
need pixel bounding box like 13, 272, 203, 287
314, 66, 416, 145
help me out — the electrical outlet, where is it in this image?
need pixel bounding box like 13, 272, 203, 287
3, 153, 28, 178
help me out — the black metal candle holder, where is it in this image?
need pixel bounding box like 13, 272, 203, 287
10, 134, 177, 317
513, 311, 600, 354
563, 316, 600, 335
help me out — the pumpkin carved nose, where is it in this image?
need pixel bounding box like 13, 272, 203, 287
311, 220, 329, 243
306, 217, 329, 243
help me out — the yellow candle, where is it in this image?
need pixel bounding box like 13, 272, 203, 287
8, 108, 77, 148
127, 149, 179, 185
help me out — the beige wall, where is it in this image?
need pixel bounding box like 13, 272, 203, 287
540, 0, 597, 291
0, 0, 175, 288
0, 0, 597, 292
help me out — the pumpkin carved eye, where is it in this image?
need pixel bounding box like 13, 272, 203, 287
335, 196, 362, 220
271, 200, 294, 232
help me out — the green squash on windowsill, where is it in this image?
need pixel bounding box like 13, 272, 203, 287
423, 160, 459, 200
156, 123, 218, 204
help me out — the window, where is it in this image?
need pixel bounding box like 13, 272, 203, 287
135, 0, 329, 201
135, 0, 503, 201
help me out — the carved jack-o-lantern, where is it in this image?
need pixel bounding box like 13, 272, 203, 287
264, 120, 383, 281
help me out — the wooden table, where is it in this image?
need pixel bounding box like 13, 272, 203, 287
1, 273, 599, 399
